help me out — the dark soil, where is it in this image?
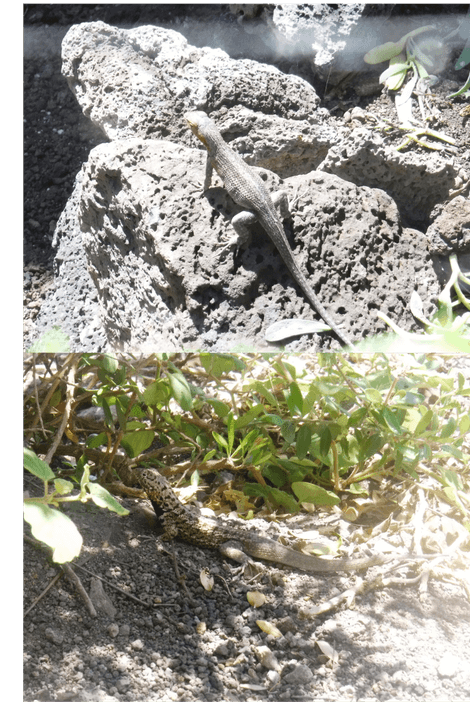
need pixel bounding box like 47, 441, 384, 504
23, 479, 470, 702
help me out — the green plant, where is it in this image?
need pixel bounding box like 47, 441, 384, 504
364, 25, 437, 91
267, 255, 470, 354
364, 26, 456, 150
23, 448, 129, 563
447, 8, 470, 97
447, 72, 470, 99
376, 254, 470, 352
24, 353, 470, 528
28, 326, 71, 353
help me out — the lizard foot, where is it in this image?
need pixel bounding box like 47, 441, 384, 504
219, 540, 266, 579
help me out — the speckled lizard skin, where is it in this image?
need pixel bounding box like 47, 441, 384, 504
138, 468, 389, 573
185, 110, 353, 347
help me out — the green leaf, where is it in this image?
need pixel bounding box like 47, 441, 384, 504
280, 420, 296, 445
441, 444, 463, 461
382, 408, 403, 434
263, 465, 288, 488
121, 429, 155, 458
440, 469, 462, 490
292, 482, 341, 507
365, 40, 405, 64
441, 417, 457, 438
237, 428, 264, 455
143, 380, 170, 406
363, 25, 436, 64
23, 501, 82, 563
202, 448, 217, 463
455, 47, 470, 71
403, 391, 425, 405
261, 414, 285, 427
249, 448, 273, 468
447, 71, 470, 97
79, 462, 91, 494
402, 407, 422, 434
459, 415, 470, 435
234, 404, 265, 430
243, 482, 270, 500
362, 433, 384, 459
99, 354, 120, 374
207, 398, 231, 418
316, 381, 343, 395
199, 353, 245, 377
226, 412, 235, 455
87, 432, 108, 449
125, 420, 148, 431
276, 457, 316, 476
86, 483, 130, 516
128, 403, 146, 419
296, 425, 312, 460
50, 389, 62, 408
54, 479, 74, 495
348, 407, 368, 427
249, 381, 278, 407
442, 486, 466, 514
286, 382, 303, 416
212, 431, 228, 453
265, 487, 299, 513
414, 409, 434, 436
101, 398, 116, 428
24, 449, 55, 482
418, 444, 432, 461
364, 388, 383, 405
379, 60, 409, 87
167, 371, 193, 411
28, 326, 70, 353
320, 427, 332, 457
348, 483, 369, 497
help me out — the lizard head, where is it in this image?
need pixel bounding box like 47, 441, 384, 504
185, 110, 213, 149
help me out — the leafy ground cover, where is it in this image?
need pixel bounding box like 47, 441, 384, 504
24, 352, 469, 584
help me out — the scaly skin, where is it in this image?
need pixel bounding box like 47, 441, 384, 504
185, 110, 353, 347
138, 468, 389, 573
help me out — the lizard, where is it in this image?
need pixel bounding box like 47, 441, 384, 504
185, 110, 353, 348
138, 468, 391, 574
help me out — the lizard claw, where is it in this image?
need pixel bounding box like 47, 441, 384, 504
220, 540, 266, 579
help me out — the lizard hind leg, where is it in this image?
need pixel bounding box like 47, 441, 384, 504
219, 540, 266, 578
271, 190, 290, 220
230, 209, 259, 254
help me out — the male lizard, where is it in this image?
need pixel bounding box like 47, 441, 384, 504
138, 468, 389, 573
185, 110, 353, 348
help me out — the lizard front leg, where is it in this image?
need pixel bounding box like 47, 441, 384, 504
161, 513, 180, 542
203, 156, 255, 249
203, 156, 214, 192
